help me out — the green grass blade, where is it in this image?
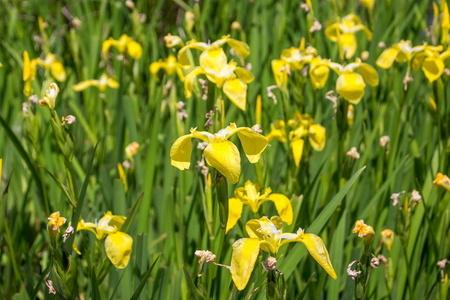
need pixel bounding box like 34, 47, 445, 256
130, 254, 161, 300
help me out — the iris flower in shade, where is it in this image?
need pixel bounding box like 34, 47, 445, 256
177, 34, 250, 67
184, 48, 254, 111
72, 74, 119, 92
266, 113, 326, 167
170, 123, 268, 184
433, 173, 450, 192
23, 51, 66, 96
102, 34, 142, 60
271, 39, 318, 87
150, 55, 185, 82
226, 180, 293, 233
325, 14, 372, 59
231, 216, 337, 290
77, 211, 133, 269
376, 40, 432, 69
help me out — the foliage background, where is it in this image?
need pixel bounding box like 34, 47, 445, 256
0, 0, 449, 299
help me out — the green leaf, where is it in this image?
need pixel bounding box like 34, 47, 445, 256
130, 254, 161, 300
122, 191, 144, 234
41, 167, 76, 208
183, 266, 206, 300
90, 264, 102, 300
279, 166, 366, 278
66, 142, 99, 253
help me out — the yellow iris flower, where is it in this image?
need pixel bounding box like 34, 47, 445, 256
23, 51, 66, 96
377, 41, 449, 82
311, 59, 378, 104
177, 34, 250, 67
231, 216, 336, 290
164, 33, 184, 48
150, 55, 185, 82
77, 211, 133, 269
226, 180, 293, 233
325, 14, 372, 59
267, 113, 326, 167
72, 74, 119, 92
47, 211, 66, 238
381, 229, 394, 252
170, 123, 268, 184
360, 0, 374, 10
352, 219, 375, 243
271, 39, 318, 87
433, 173, 450, 192
102, 34, 142, 60
184, 48, 254, 111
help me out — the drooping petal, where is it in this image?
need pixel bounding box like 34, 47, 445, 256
308, 124, 326, 151
170, 134, 195, 170
72, 80, 98, 92
324, 24, 339, 42
50, 61, 66, 82
231, 238, 260, 290
245, 217, 270, 239
184, 67, 205, 99
126, 40, 142, 59
290, 138, 304, 167
376, 48, 399, 69
422, 57, 444, 82
226, 198, 244, 233
226, 38, 250, 59
234, 67, 254, 83
342, 33, 357, 59
269, 216, 283, 230
204, 140, 241, 184
309, 59, 330, 89
150, 61, 164, 81
177, 41, 209, 66
104, 232, 133, 269
102, 38, 115, 57
77, 220, 100, 239
336, 72, 366, 104
265, 194, 293, 225
107, 78, 120, 89
98, 211, 126, 231
228, 127, 268, 163
357, 63, 379, 86
411, 52, 427, 71
23, 51, 31, 81
271, 59, 289, 87
223, 78, 247, 111
299, 233, 337, 280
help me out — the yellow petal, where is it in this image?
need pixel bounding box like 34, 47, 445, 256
72, 239, 81, 255
376, 48, 399, 69
105, 232, 133, 269
422, 57, 444, 82
226, 198, 244, 233
360, 0, 374, 10
234, 67, 254, 83
325, 24, 339, 42
231, 238, 260, 290
170, 134, 194, 170
184, 67, 204, 99
271, 59, 289, 87
342, 33, 357, 59
23, 51, 31, 81
50, 61, 66, 82
107, 78, 120, 89
336, 72, 366, 104
204, 140, 241, 184
77, 220, 100, 238
223, 78, 247, 111
309, 60, 330, 89
308, 124, 326, 151
150, 61, 164, 81
299, 234, 337, 280
358, 63, 379, 86
126, 40, 142, 59
245, 217, 270, 239
229, 127, 268, 163
102, 38, 114, 58
178, 41, 209, 66
290, 138, 304, 167
265, 194, 293, 225
200, 48, 228, 78
72, 80, 97, 91
226, 38, 250, 59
